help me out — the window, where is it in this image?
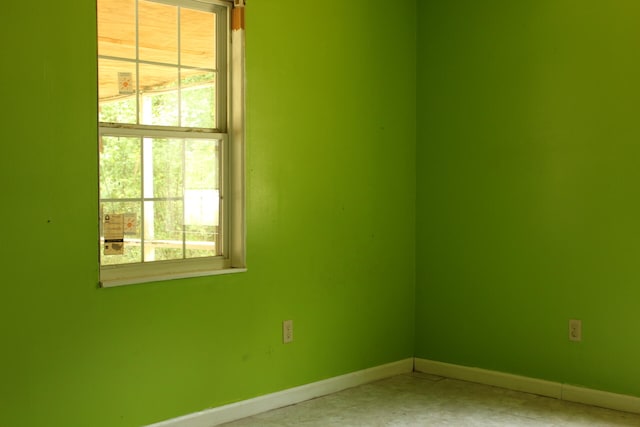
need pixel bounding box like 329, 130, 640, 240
98, 0, 245, 287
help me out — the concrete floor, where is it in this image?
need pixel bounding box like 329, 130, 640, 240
221, 373, 640, 426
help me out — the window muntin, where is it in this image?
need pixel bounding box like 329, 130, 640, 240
98, 0, 241, 286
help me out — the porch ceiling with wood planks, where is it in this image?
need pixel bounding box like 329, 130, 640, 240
98, 0, 218, 101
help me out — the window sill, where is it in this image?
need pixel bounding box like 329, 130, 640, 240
99, 267, 247, 288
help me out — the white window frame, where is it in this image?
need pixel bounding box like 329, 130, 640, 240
98, 0, 245, 287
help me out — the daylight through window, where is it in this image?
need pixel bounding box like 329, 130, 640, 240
98, 0, 245, 286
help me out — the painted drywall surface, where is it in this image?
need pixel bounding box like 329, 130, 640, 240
416, 0, 640, 396
0, 1, 415, 426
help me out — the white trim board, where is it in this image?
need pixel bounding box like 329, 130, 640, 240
414, 358, 640, 416
146, 358, 414, 427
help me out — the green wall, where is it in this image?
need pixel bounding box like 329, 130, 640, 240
416, 0, 640, 397
0, 1, 416, 426
6, 0, 640, 425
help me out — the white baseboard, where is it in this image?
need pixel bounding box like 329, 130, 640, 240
562, 384, 640, 415
414, 358, 640, 415
146, 358, 414, 427
413, 358, 561, 399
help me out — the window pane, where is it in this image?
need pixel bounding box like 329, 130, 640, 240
99, 59, 137, 123
142, 138, 183, 198
97, 0, 136, 59
181, 71, 215, 128
185, 223, 218, 258
100, 201, 143, 265
185, 139, 218, 189
185, 139, 220, 258
144, 200, 184, 261
138, 0, 178, 64
181, 8, 216, 69
184, 189, 219, 258
100, 136, 141, 199
139, 64, 179, 126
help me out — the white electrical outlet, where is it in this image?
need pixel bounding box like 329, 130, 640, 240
283, 320, 293, 344
569, 319, 582, 342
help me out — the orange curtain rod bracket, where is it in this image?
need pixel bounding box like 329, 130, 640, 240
232, 0, 245, 31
